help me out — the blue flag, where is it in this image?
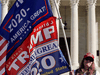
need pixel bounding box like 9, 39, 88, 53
0, 0, 53, 59
0, 0, 70, 75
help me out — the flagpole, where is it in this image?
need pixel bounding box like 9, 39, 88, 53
53, 0, 72, 70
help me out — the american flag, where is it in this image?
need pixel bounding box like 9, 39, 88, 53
0, 36, 8, 75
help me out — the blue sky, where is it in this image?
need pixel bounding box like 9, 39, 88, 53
0, 1, 1, 19
0, 1, 1, 23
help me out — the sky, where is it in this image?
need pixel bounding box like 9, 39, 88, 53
0, 1, 1, 24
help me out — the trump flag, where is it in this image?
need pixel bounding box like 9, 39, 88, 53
0, 0, 70, 75
30, 17, 70, 75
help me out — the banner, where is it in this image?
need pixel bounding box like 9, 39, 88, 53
30, 17, 70, 75
0, 0, 53, 75
0, 0, 70, 75
0, 0, 53, 60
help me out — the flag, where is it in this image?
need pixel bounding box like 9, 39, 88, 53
0, 0, 53, 57
0, 0, 70, 75
30, 17, 70, 75
0, 0, 53, 74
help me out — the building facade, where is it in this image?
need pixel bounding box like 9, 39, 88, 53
1, 0, 100, 71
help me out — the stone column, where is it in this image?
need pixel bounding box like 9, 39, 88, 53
70, 0, 79, 69
95, 22, 99, 66
87, 0, 97, 65
51, 0, 60, 44
1, 0, 9, 22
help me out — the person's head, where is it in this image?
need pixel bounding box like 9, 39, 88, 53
83, 53, 94, 69
80, 52, 94, 70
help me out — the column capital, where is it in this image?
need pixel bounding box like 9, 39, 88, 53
87, 0, 97, 6
50, 0, 61, 7
1, 0, 9, 5
70, 0, 79, 5
70, 0, 80, 7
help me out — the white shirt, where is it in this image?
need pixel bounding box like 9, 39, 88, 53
96, 70, 100, 75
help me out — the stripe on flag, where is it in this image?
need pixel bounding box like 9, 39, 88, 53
0, 36, 8, 75
0, 67, 5, 75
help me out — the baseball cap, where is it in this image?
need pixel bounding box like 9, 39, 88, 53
84, 53, 94, 61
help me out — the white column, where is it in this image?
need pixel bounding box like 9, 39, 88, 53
51, 0, 60, 44
96, 22, 99, 66
1, 0, 9, 22
87, 0, 97, 65
70, 0, 79, 69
